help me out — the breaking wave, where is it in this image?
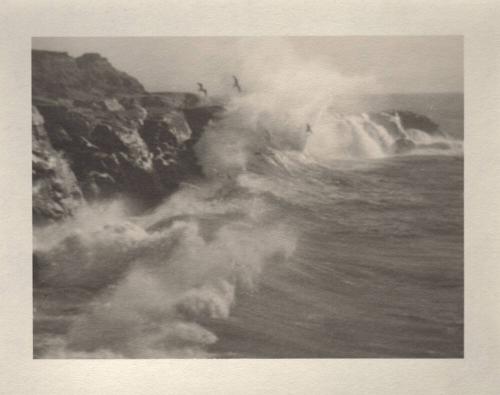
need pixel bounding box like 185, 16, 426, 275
34, 193, 296, 357
33, 41, 462, 358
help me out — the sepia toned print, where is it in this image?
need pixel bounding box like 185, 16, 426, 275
32, 37, 463, 358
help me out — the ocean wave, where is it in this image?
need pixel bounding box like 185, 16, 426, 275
34, 69, 462, 358
34, 183, 297, 358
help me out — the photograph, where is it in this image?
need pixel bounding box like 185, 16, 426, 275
31, 36, 463, 359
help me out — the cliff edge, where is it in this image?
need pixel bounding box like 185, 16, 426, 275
32, 50, 223, 225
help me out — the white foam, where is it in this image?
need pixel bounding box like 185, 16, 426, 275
34, 187, 297, 357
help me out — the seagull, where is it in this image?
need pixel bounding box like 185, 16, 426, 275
197, 82, 208, 97
232, 75, 242, 93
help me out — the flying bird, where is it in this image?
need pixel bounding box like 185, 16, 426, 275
232, 75, 242, 93
197, 82, 208, 97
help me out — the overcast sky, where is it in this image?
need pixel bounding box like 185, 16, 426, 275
32, 36, 463, 95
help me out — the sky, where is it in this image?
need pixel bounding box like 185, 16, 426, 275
32, 36, 463, 95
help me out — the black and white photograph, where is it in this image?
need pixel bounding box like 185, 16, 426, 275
32, 36, 464, 359
2, 1, 500, 393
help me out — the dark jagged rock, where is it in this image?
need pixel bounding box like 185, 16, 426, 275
32, 50, 221, 224
390, 137, 417, 154
32, 106, 83, 224
32, 50, 442, 224
397, 111, 440, 134
32, 50, 145, 101
369, 110, 441, 139
141, 92, 201, 109
183, 105, 225, 143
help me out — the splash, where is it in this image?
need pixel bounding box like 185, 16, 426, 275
34, 185, 297, 357
34, 40, 461, 358
193, 38, 378, 177
193, 39, 460, 176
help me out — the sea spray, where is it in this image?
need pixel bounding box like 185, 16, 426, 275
33, 39, 461, 358
193, 38, 377, 177
192, 38, 459, 170
34, 183, 297, 357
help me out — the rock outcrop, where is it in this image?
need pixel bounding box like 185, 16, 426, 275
32, 50, 222, 225
32, 106, 83, 224
32, 50, 146, 100
32, 50, 443, 224
390, 137, 417, 154
369, 110, 441, 139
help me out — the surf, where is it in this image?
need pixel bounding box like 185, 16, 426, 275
32, 43, 462, 357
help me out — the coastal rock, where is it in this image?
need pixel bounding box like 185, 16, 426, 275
390, 137, 417, 154
369, 110, 441, 139
183, 105, 225, 142
140, 92, 200, 109
33, 50, 145, 101
32, 49, 441, 224
32, 106, 83, 224
32, 50, 220, 224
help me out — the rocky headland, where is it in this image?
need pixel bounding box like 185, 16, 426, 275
32, 50, 223, 225
32, 49, 443, 225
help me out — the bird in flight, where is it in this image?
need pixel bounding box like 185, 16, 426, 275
197, 82, 208, 97
232, 76, 242, 93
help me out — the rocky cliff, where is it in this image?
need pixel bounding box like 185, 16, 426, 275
32, 50, 223, 225
32, 50, 444, 224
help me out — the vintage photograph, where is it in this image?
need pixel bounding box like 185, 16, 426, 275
32, 37, 463, 358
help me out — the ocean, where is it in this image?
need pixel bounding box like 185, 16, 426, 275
33, 93, 463, 358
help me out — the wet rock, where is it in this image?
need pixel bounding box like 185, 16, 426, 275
390, 137, 417, 154
32, 106, 83, 225
32, 50, 224, 222
183, 105, 225, 142
369, 110, 442, 139
102, 98, 125, 112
